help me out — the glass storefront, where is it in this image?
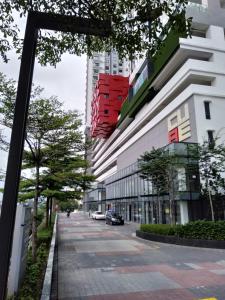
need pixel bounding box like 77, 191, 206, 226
86, 143, 200, 224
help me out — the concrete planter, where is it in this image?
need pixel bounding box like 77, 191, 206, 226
136, 230, 225, 249
41, 214, 58, 300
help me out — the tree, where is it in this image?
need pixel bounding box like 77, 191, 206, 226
138, 145, 197, 225
0, 0, 191, 66
59, 199, 79, 212
138, 147, 182, 225
0, 72, 94, 260
40, 145, 94, 226
198, 140, 225, 221
138, 148, 169, 223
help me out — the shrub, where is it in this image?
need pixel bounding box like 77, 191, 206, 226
140, 221, 225, 241
140, 224, 176, 236
17, 244, 49, 300
175, 220, 225, 241
37, 227, 53, 247
17, 217, 55, 299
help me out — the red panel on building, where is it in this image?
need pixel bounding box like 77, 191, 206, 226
91, 74, 129, 138
168, 127, 179, 143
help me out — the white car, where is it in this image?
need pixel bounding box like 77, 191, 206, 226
91, 211, 106, 220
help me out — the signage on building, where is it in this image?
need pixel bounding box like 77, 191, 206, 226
167, 103, 191, 143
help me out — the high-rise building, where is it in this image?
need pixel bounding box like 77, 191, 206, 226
85, 0, 225, 225
85, 50, 132, 129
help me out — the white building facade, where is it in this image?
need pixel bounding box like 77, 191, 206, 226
85, 0, 225, 224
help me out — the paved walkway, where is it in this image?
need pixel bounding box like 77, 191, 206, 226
52, 212, 225, 300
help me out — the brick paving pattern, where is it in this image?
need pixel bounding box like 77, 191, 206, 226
52, 212, 225, 300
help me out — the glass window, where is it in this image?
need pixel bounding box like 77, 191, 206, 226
207, 130, 214, 146
177, 167, 187, 191
204, 101, 211, 119
144, 180, 149, 195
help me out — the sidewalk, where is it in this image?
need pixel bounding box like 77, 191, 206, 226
51, 212, 225, 299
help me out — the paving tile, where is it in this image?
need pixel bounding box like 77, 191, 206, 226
73, 239, 145, 253
189, 285, 225, 300
81, 289, 196, 300
210, 269, 225, 275
161, 268, 225, 288
52, 213, 225, 300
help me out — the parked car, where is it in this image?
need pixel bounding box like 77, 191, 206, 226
91, 211, 106, 220
105, 210, 124, 225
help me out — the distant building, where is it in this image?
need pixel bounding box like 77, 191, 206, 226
85, 50, 132, 129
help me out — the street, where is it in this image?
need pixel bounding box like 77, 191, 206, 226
52, 212, 225, 300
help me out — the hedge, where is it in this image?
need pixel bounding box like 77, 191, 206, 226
16, 216, 56, 300
140, 224, 177, 236
140, 220, 225, 241
176, 220, 225, 241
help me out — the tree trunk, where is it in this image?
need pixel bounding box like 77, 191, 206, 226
208, 188, 215, 221
169, 184, 176, 225
49, 197, 53, 226
169, 170, 177, 225
157, 191, 162, 224
45, 197, 50, 228
32, 164, 39, 261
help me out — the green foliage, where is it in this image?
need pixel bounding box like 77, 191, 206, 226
140, 224, 176, 236
140, 221, 225, 241
37, 227, 53, 247
176, 220, 225, 241
17, 244, 49, 300
197, 139, 225, 221
198, 140, 225, 195
0, 0, 191, 66
118, 28, 183, 124
16, 217, 56, 300
138, 147, 172, 195
59, 199, 79, 212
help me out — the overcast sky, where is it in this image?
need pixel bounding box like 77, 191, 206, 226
0, 52, 87, 112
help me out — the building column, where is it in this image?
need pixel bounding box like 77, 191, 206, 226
179, 201, 189, 225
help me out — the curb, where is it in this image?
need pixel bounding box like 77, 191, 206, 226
136, 230, 225, 249
41, 214, 58, 300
